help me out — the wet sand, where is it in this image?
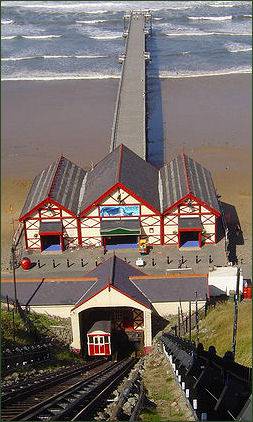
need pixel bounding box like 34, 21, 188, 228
1, 73, 251, 275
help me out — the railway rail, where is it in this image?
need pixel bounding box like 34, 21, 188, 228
2, 358, 137, 421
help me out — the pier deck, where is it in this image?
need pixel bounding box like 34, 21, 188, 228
110, 11, 150, 159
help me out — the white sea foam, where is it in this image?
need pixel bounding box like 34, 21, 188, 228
188, 15, 232, 21
22, 35, 62, 39
2, 67, 251, 82
1, 74, 120, 81
208, 3, 239, 7
165, 31, 252, 37
1, 19, 13, 24
76, 19, 107, 24
2, 54, 107, 61
2, 56, 37, 61
158, 67, 251, 79
89, 35, 121, 40
1, 35, 16, 40
242, 14, 252, 18
225, 43, 252, 53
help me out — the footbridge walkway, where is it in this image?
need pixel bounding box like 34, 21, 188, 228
110, 11, 152, 160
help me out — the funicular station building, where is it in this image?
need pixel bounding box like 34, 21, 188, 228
6, 11, 223, 357
20, 145, 220, 253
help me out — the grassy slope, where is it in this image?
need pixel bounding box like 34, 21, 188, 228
189, 300, 252, 367
141, 344, 195, 422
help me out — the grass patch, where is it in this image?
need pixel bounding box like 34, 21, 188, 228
140, 345, 194, 422
186, 300, 252, 366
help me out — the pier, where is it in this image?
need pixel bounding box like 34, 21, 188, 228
110, 11, 152, 159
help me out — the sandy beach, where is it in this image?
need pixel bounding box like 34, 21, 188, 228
1, 73, 251, 275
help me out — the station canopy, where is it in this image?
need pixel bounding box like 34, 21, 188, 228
39, 221, 63, 235
178, 217, 203, 230
100, 219, 140, 236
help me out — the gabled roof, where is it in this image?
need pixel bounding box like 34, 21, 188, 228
160, 153, 220, 215
20, 156, 86, 219
130, 274, 208, 302
80, 144, 160, 214
1, 279, 96, 306
74, 255, 151, 309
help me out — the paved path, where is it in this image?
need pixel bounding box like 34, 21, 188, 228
110, 11, 149, 159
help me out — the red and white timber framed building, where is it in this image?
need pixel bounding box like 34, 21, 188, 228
18, 144, 221, 252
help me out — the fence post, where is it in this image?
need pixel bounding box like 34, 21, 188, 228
6, 295, 10, 311
178, 307, 181, 337
12, 309, 16, 341
189, 301, 192, 342
195, 292, 199, 345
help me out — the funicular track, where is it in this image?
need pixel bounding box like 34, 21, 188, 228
2, 358, 137, 421
1, 359, 107, 421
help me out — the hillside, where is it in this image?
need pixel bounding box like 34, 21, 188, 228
189, 300, 252, 367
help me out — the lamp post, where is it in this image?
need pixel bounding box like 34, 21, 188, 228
232, 267, 241, 358
11, 245, 18, 312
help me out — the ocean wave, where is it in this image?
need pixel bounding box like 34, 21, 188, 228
1, 74, 120, 81
208, 3, 239, 7
2, 56, 36, 61
83, 10, 109, 14
242, 14, 252, 18
2, 68, 251, 82
2, 54, 107, 62
22, 35, 62, 39
76, 19, 107, 24
158, 67, 251, 79
1, 35, 16, 40
89, 35, 121, 40
1, 19, 13, 24
225, 43, 252, 53
188, 15, 232, 21
165, 31, 252, 37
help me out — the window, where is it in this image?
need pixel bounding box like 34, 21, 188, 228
89, 336, 94, 344
149, 227, 154, 233
104, 336, 109, 344
100, 337, 104, 344
94, 337, 99, 344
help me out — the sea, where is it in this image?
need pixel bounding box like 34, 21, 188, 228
1, 0, 252, 80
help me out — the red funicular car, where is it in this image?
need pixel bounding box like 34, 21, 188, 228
87, 321, 111, 357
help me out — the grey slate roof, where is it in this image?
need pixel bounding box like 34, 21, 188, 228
20, 156, 86, 218
160, 154, 220, 214
88, 321, 111, 334
178, 217, 202, 229
1, 280, 95, 306
40, 221, 63, 234
75, 255, 151, 309
80, 144, 160, 214
131, 275, 208, 302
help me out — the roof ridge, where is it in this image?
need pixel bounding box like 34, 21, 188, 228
48, 155, 64, 198
116, 144, 124, 183
108, 253, 116, 287
182, 153, 192, 194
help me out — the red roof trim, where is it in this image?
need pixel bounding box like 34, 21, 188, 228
19, 197, 77, 221
163, 193, 220, 217
117, 182, 161, 215
73, 284, 108, 310
80, 182, 160, 217
72, 283, 150, 311
80, 183, 119, 216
